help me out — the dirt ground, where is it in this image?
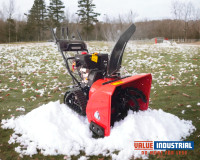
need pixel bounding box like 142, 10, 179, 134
185, 41, 200, 45
193, 41, 200, 45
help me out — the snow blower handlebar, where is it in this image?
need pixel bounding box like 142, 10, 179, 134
77, 30, 83, 41
50, 28, 58, 43
56, 47, 81, 88
50, 27, 88, 89
65, 56, 82, 88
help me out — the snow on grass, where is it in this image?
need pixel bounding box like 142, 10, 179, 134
0, 42, 199, 159
1, 101, 195, 159
78, 156, 88, 160
16, 107, 25, 112
186, 105, 192, 108
125, 42, 200, 88
0, 42, 199, 102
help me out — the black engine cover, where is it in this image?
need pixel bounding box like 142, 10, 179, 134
75, 54, 108, 70
88, 70, 103, 86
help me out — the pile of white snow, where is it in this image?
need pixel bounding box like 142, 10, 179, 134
1, 101, 196, 159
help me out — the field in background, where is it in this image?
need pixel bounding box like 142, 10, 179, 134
0, 41, 200, 159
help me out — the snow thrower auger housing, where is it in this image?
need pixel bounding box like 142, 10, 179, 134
51, 24, 152, 137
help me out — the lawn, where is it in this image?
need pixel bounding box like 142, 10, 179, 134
0, 41, 200, 160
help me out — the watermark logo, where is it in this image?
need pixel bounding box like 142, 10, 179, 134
134, 141, 194, 156
154, 141, 194, 150
134, 141, 153, 150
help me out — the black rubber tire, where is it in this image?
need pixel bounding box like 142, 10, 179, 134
64, 91, 70, 104
63, 89, 86, 116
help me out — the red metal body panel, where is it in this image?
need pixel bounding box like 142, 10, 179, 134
86, 73, 152, 136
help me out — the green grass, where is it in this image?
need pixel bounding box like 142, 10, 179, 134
0, 42, 200, 160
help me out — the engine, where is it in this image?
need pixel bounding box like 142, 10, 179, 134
75, 53, 108, 86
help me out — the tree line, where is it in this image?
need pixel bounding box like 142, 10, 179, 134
0, 0, 200, 43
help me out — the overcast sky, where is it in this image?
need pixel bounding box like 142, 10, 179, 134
1, 0, 200, 21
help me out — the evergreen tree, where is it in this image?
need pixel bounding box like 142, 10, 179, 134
48, 0, 65, 27
40, 0, 47, 39
76, 0, 100, 40
26, 0, 47, 41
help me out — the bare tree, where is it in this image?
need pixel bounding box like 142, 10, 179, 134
101, 14, 113, 41
4, 0, 15, 43
171, 0, 183, 20
171, 1, 183, 39
0, 10, 4, 20
15, 14, 23, 42
182, 2, 194, 41
194, 9, 200, 39
126, 10, 138, 24
5, 0, 15, 19
171, 1, 194, 41
64, 8, 70, 24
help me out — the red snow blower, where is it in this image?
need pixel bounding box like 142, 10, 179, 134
51, 24, 152, 137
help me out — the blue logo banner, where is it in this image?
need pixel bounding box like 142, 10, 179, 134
154, 141, 194, 150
